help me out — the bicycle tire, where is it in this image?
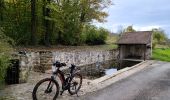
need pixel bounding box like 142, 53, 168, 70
32, 78, 59, 100
68, 74, 82, 95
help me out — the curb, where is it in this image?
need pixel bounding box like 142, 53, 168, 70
92, 60, 155, 84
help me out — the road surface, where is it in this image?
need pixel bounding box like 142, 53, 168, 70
78, 61, 170, 100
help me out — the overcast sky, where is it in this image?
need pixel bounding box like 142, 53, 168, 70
95, 0, 170, 38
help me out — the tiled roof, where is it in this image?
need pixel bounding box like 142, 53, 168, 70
117, 31, 152, 44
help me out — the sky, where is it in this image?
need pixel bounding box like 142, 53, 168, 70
95, 0, 170, 38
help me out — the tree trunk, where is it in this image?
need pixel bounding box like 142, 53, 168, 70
0, 0, 4, 21
58, 31, 62, 44
31, 0, 36, 45
44, 0, 51, 47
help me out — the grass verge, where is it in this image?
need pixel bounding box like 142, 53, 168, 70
152, 48, 170, 62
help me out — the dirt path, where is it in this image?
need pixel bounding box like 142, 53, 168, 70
0, 71, 92, 100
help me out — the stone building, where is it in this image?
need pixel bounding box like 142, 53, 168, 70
117, 31, 153, 61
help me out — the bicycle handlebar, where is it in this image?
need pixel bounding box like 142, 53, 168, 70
53, 61, 66, 68
53, 61, 78, 72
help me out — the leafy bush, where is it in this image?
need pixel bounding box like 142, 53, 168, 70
56, 24, 109, 45
0, 28, 14, 85
152, 28, 168, 49
98, 28, 109, 44
83, 25, 109, 45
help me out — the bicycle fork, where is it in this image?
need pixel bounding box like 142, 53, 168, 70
45, 76, 56, 93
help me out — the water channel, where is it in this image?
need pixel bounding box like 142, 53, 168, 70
80, 60, 141, 79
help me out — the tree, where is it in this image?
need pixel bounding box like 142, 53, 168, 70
83, 24, 109, 45
0, 0, 4, 21
2, 0, 31, 45
79, 0, 112, 23
31, 0, 37, 45
44, 0, 51, 46
152, 28, 168, 48
1, 0, 112, 46
117, 25, 125, 36
0, 28, 14, 85
47, 0, 112, 45
125, 25, 136, 32
152, 28, 167, 43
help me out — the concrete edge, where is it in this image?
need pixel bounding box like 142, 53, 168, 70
92, 60, 155, 84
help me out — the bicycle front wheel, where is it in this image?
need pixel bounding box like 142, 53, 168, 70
68, 74, 82, 95
32, 78, 59, 100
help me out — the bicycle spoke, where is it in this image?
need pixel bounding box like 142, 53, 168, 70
45, 81, 52, 93
68, 74, 82, 95
74, 85, 77, 91
35, 80, 58, 100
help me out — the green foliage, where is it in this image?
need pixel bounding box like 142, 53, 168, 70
1, 0, 31, 45
83, 25, 109, 45
106, 33, 119, 44
153, 28, 167, 43
43, 0, 111, 45
0, 29, 13, 85
152, 42, 156, 49
1, 0, 112, 46
152, 48, 170, 62
125, 25, 136, 32
152, 28, 168, 49
117, 25, 135, 36
0, 53, 10, 84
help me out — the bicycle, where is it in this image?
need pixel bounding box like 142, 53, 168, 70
32, 61, 82, 100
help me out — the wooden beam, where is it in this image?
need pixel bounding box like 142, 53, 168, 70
122, 59, 144, 62
144, 45, 146, 61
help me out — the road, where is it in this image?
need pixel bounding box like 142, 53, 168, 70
78, 61, 170, 100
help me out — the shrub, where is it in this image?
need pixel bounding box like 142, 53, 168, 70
0, 28, 14, 85
97, 28, 109, 44
83, 25, 109, 45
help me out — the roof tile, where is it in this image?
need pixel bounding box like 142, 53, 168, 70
117, 31, 152, 44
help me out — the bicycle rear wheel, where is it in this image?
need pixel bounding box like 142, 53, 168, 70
32, 78, 59, 100
68, 74, 82, 95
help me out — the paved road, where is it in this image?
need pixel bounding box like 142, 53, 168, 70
78, 61, 170, 100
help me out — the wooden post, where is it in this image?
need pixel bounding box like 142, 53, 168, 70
118, 45, 121, 69
119, 45, 121, 60
144, 44, 146, 61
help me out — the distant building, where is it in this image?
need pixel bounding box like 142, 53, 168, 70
117, 31, 153, 61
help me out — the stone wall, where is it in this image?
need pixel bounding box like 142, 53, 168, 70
17, 49, 118, 83
13, 53, 32, 83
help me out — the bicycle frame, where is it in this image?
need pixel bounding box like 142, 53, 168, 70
57, 70, 66, 85
50, 64, 80, 95
32, 62, 82, 100
53, 65, 79, 85
52, 68, 72, 95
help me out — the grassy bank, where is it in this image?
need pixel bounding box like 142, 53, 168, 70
152, 48, 170, 62
16, 44, 118, 52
